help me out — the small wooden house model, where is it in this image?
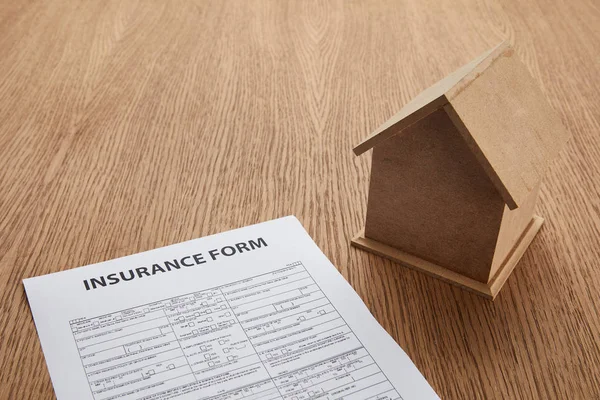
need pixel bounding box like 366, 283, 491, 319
351, 42, 570, 299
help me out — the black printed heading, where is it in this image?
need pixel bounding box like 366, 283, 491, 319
83, 237, 267, 291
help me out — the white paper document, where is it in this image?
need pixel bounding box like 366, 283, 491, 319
24, 216, 438, 400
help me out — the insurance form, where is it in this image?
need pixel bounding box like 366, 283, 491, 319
24, 216, 438, 400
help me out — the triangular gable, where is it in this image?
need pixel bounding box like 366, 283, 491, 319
354, 42, 570, 210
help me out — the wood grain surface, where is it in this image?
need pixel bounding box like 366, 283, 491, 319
1, 0, 599, 398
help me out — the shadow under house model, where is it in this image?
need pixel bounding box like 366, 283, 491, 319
351, 42, 570, 300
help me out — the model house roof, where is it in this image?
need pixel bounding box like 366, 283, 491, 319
353, 42, 570, 210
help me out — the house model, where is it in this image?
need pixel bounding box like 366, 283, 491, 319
351, 42, 570, 299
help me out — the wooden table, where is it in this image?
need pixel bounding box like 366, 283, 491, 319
1, 0, 599, 398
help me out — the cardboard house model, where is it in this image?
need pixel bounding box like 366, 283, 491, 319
351, 42, 570, 299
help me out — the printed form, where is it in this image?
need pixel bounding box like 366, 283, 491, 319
24, 216, 438, 400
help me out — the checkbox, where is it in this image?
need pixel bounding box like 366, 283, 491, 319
206, 309, 212, 314
217, 298, 223, 302
200, 345, 207, 351
211, 324, 216, 329
178, 316, 185, 322
227, 356, 234, 361
219, 340, 225, 345
229, 319, 235, 324
207, 317, 213, 322
167, 364, 175, 370
147, 369, 155, 375
189, 322, 195, 327
225, 312, 231, 317
208, 361, 214, 367
204, 354, 211, 359
223, 348, 230, 353
299, 316, 306, 321
266, 354, 272, 359
194, 312, 200, 317
116, 316, 122, 321
202, 302, 208, 306
220, 305, 226, 310
192, 329, 198, 334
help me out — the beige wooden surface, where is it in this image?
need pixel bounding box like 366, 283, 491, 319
0, 0, 599, 398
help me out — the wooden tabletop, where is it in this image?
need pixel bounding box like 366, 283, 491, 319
1, 0, 599, 398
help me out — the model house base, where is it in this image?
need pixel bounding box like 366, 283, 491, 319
351, 215, 544, 300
